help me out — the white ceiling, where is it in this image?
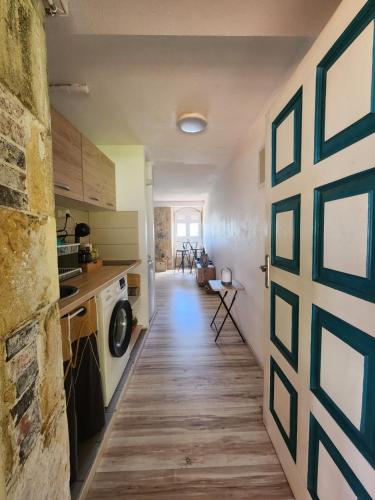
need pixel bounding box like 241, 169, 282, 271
46, 0, 340, 202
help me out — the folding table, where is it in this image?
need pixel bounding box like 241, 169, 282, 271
208, 280, 245, 342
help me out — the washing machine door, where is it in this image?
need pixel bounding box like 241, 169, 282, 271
108, 300, 133, 357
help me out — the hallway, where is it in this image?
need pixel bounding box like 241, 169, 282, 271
86, 272, 293, 499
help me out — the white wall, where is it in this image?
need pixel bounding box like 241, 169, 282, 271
204, 109, 268, 366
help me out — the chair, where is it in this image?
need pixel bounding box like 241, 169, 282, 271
175, 242, 189, 273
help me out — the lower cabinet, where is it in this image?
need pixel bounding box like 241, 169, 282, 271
195, 263, 216, 286
60, 298, 105, 483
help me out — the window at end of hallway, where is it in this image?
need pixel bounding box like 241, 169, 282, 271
177, 223, 187, 237
189, 223, 200, 237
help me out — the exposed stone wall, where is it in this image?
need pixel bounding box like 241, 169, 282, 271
0, 1, 70, 498
154, 207, 173, 269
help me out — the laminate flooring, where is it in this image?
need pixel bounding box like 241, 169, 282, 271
86, 271, 293, 499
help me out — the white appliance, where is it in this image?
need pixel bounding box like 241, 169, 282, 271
145, 163, 156, 323
148, 255, 155, 320
96, 276, 140, 407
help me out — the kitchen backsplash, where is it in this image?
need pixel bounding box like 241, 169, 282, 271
55, 205, 90, 245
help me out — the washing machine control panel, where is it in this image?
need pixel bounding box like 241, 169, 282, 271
119, 277, 126, 290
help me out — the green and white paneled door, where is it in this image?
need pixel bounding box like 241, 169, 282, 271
263, 1, 375, 498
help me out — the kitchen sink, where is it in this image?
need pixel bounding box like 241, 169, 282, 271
59, 285, 79, 300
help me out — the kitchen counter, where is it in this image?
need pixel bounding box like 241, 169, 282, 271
58, 260, 141, 317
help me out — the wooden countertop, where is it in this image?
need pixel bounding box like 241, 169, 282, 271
58, 260, 141, 317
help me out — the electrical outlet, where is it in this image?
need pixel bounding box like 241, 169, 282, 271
56, 208, 71, 218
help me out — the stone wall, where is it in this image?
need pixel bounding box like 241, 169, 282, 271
154, 207, 173, 269
0, 1, 70, 498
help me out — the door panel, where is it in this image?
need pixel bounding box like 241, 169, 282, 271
82, 136, 103, 206
264, 1, 375, 498
312, 169, 375, 302
82, 136, 116, 209
271, 194, 301, 274
324, 21, 374, 142
101, 155, 116, 210
270, 282, 299, 370
51, 107, 83, 201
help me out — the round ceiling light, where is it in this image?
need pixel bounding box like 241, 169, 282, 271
177, 113, 207, 134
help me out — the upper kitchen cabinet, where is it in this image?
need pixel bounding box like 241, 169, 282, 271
82, 136, 116, 209
101, 157, 116, 210
51, 108, 84, 201
51, 108, 116, 210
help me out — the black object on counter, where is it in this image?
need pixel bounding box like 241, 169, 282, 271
79, 247, 93, 264
74, 223, 90, 243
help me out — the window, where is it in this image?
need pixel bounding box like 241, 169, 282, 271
174, 207, 203, 252
189, 222, 199, 237
177, 223, 187, 237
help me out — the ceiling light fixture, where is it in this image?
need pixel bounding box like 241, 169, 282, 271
177, 113, 207, 134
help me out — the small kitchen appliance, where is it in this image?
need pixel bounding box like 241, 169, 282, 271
79, 243, 93, 264
74, 222, 90, 243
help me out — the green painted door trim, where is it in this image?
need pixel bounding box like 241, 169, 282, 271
314, 1, 375, 163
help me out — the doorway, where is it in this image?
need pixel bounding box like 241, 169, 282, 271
174, 206, 203, 252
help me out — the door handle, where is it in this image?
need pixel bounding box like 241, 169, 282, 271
54, 182, 71, 191
259, 254, 270, 288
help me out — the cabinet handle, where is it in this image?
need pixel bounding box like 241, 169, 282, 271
89, 196, 100, 202
106, 202, 114, 207
54, 182, 71, 191
62, 306, 86, 320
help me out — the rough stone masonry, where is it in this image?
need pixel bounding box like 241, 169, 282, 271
0, 1, 70, 498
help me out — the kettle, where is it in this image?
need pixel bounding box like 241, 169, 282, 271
221, 267, 232, 286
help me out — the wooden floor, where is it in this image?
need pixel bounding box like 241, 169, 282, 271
86, 272, 293, 499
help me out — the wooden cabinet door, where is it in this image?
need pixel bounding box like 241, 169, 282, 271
82, 136, 116, 209
82, 136, 104, 207
101, 157, 116, 210
51, 108, 83, 201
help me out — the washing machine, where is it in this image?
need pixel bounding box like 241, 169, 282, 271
96, 275, 139, 407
